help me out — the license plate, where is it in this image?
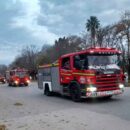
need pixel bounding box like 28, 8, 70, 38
104, 71, 114, 74
86, 90, 123, 97
106, 91, 113, 95
97, 90, 122, 96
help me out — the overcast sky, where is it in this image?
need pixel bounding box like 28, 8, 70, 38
0, 0, 130, 65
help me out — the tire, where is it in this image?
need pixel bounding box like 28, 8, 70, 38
8, 82, 12, 86
11, 82, 15, 87
70, 83, 81, 102
2, 81, 5, 84
25, 83, 28, 87
15, 84, 19, 87
104, 95, 112, 99
44, 86, 51, 96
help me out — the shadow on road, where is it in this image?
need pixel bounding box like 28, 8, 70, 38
82, 97, 122, 104
44, 92, 123, 104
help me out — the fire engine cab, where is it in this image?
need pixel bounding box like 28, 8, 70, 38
6, 68, 30, 86
38, 47, 125, 102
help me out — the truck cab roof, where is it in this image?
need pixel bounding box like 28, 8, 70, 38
61, 47, 121, 58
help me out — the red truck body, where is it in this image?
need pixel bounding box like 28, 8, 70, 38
6, 68, 30, 86
38, 47, 125, 101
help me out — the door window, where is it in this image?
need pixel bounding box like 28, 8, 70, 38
61, 57, 71, 70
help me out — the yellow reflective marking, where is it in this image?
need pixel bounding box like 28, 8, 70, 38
61, 73, 72, 76
52, 63, 59, 67
73, 73, 95, 76
39, 63, 59, 68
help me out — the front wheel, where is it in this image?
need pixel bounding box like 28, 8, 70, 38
70, 84, 81, 102
8, 82, 12, 86
44, 87, 52, 96
25, 83, 28, 87
104, 95, 112, 99
2, 81, 6, 84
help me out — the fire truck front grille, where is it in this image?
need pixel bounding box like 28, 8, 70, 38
96, 75, 119, 91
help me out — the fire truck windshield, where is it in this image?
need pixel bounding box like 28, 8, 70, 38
15, 72, 27, 77
74, 54, 120, 70
87, 54, 119, 66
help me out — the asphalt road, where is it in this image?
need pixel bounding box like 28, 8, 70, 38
0, 82, 130, 129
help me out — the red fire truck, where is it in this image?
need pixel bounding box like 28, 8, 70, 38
38, 47, 125, 102
6, 68, 30, 86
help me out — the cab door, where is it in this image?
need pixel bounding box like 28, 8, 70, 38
60, 57, 72, 84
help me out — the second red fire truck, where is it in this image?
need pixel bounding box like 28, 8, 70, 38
0, 74, 6, 84
6, 68, 30, 86
38, 47, 125, 102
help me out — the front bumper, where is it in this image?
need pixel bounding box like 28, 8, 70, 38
86, 89, 124, 98
14, 82, 29, 86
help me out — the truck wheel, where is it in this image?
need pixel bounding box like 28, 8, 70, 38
9, 82, 12, 86
104, 95, 112, 99
70, 84, 81, 102
2, 82, 5, 84
25, 83, 28, 87
14, 84, 19, 87
44, 86, 51, 96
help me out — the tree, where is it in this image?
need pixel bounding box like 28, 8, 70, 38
97, 27, 107, 47
0, 65, 7, 76
37, 35, 86, 65
120, 11, 130, 78
10, 45, 38, 80
86, 16, 100, 47
22, 45, 38, 70
54, 36, 85, 59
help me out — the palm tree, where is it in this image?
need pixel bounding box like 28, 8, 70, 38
86, 16, 100, 47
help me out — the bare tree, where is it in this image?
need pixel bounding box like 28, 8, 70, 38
10, 45, 39, 80
37, 35, 86, 65
120, 11, 130, 77
0, 65, 7, 76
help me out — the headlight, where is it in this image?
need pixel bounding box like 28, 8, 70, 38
14, 80, 19, 84
26, 80, 30, 83
119, 84, 124, 89
87, 86, 97, 92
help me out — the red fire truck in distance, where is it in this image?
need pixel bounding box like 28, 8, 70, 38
38, 47, 125, 102
6, 68, 30, 86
